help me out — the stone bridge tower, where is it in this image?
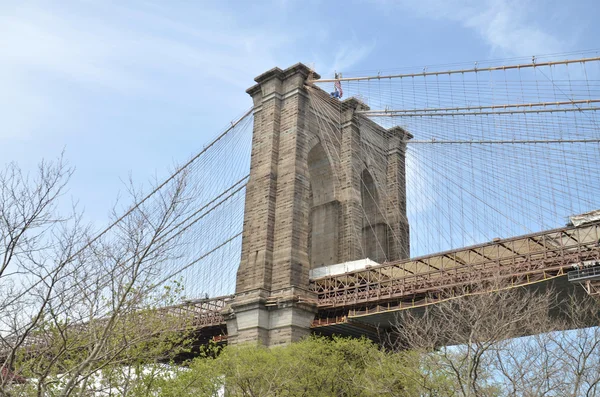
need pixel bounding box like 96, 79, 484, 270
225, 63, 410, 346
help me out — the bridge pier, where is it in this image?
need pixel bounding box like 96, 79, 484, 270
225, 288, 317, 346
225, 63, 410, 346
225, 64, 319, 346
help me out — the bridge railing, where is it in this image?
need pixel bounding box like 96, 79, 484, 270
0, 296, 232, 360
162, 295, 232, 328
311, 222, 600, 309
568, 265, 600, 282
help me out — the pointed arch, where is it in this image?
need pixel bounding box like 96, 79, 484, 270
307, 142, 339, 268
361, 168, 388, 262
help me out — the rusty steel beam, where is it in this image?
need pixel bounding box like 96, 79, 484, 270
1, 296, 231, 359
311, 222, 600, 309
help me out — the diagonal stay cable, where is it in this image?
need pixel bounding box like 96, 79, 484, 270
3, 108, 254, 309
76, 107, 253, 262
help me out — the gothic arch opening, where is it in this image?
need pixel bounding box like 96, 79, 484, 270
361, 169, 388, 262
307, 143, 339, 268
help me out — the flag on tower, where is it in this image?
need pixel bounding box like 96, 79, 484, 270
334, 79, 343, 98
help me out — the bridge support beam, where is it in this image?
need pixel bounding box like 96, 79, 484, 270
225, 64, 318, 346
225, 63, 411, 346
225, 288, 317, 346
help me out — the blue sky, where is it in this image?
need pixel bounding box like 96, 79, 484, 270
1, 0, 598, 225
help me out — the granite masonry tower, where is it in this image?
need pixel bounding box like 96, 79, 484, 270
225, 63, 411, 346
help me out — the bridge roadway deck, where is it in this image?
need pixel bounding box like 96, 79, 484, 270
177, 221, 600, 341
6, 222, 598, 355
312, 221, 600, 308
1, 296, 232, 359
309, 221, 600, 337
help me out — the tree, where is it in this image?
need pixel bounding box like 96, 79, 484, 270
158, 336, 422, 397
389, 280, 557, 397
0, 155, 196, 396
492, 294, 600, 397
389, 279, 600, 397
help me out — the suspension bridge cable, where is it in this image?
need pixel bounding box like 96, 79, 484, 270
312, 56, 600, 83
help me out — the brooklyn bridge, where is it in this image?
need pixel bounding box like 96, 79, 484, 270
9, 55, 600, 349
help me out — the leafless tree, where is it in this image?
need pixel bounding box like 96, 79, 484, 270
493, 294, 600, 397
0, 156, 195, 396
389, 280, 559, 397
390, 278, 600, 397
0, 154, 79, 393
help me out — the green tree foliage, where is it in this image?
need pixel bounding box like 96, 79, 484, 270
158, 336, 423, 397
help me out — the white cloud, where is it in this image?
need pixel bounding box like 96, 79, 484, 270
0, 1, 377, 142
376, 0, 566, 57
459, 0, 565, 56
330, 39, 377, 75
0, 7, 147, 93
0, 3, 281, 141
0, 5, 277, 95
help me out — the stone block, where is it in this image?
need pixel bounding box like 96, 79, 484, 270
227, 63, 410, 346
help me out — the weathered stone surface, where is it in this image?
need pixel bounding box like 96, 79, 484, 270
226, 63, 410, 346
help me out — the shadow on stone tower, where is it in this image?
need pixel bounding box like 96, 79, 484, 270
225, 63, 410, 346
